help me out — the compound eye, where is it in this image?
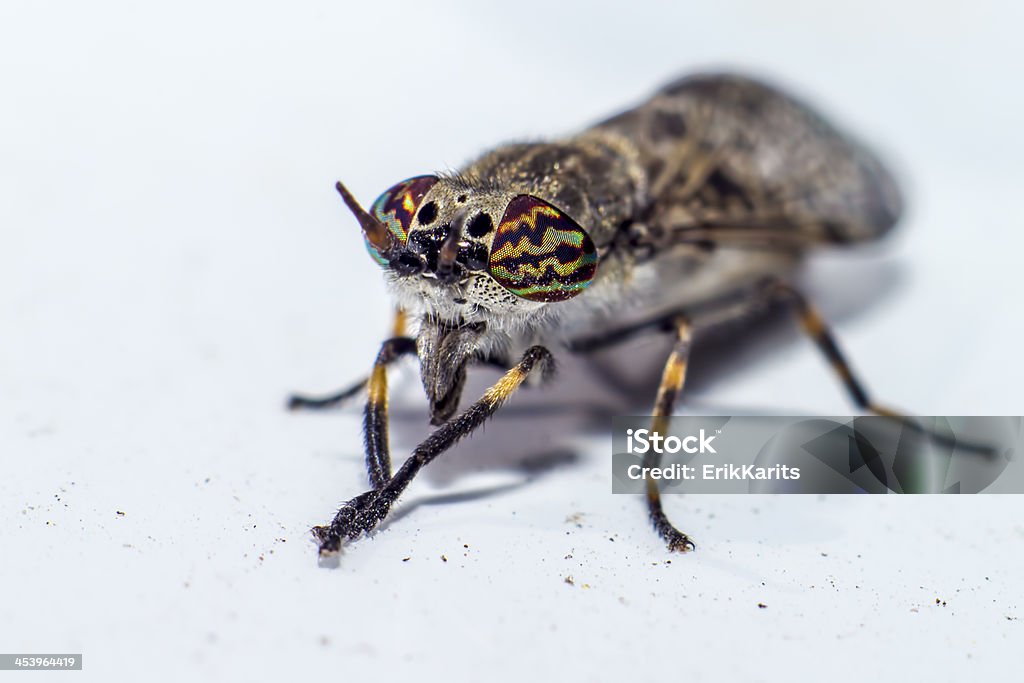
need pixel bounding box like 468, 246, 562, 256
364, 175, 439, 265
488, 195, 598, 302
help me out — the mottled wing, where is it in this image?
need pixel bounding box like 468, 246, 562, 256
593, 73, 904, 249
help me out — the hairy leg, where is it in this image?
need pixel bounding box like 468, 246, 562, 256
312, 346, 555, 556
362, 337, 419, 489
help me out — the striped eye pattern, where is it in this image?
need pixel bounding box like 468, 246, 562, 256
488, 195, 598, 302
364, 175, 439, 265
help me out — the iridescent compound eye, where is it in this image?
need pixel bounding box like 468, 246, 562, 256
488, 195, 598, 302
364, 175, 439, 265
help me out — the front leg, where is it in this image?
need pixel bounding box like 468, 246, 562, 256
312, 345, 555, 556
362, 337, 418, 489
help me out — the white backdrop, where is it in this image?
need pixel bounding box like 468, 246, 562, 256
2, 1, 1022, 680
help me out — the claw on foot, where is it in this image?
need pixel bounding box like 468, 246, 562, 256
312, 525, 342, 556
667, 533, 695, 552
311, 489, 382, 556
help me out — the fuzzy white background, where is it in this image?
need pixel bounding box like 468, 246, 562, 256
2, 1, 1023, 681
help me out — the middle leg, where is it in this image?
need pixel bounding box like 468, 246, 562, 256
646, 316, 696, 552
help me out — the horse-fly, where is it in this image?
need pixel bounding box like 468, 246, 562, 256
290, 73, 905, 558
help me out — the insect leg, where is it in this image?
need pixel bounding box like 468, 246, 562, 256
646, 316, 696, 552
768, 282, 999, 455
767, 281, 899, 417
362, 337, 419, 489
356, 340, 512, 491
287, 377, 369, 411
312, 345, 554, 556
288, 308, 409, 411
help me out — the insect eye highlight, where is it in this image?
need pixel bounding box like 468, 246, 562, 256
365, 175, 439, 266
487, 195, 598, 302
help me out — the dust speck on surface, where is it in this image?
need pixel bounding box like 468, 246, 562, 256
440, 554, 448, 563
757, 603, 768, 609
564, 575, 575, 586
